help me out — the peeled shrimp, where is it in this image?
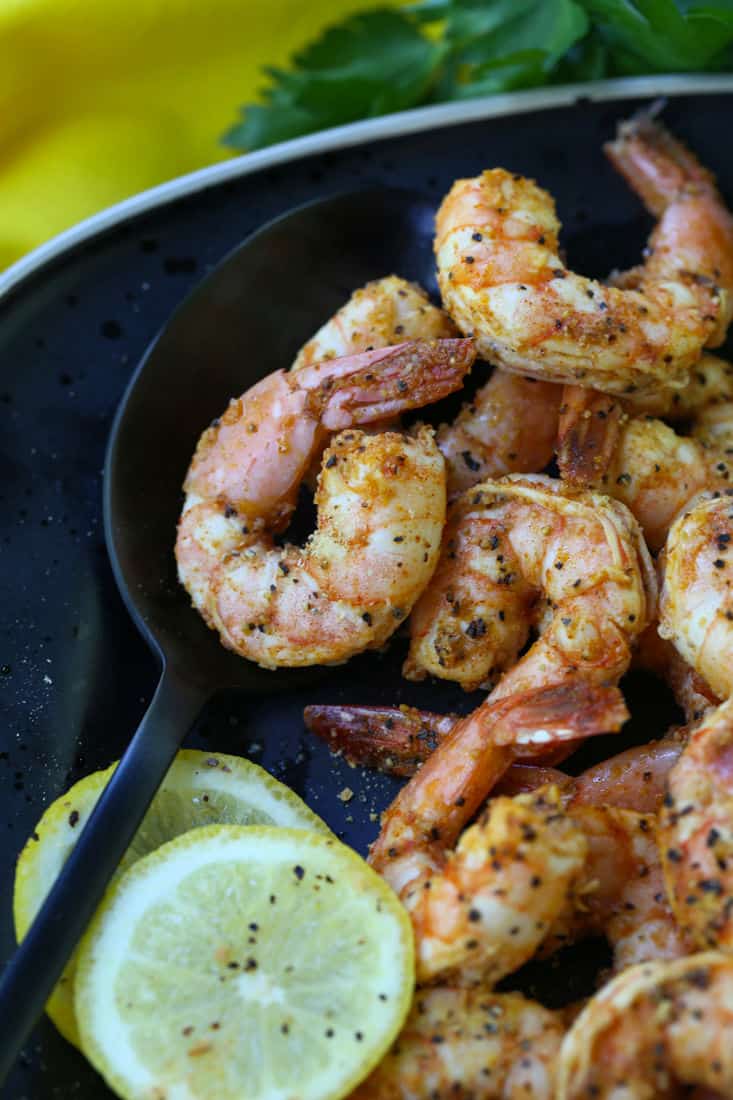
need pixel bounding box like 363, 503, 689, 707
542, 805, 689, 973
557, 354, 733, 493
405, 473, 656, 692
625, 351, 733, 419
436, 112, 733, 396
368, 681, 627, 985
384, 783, 587, 987
659, 697, 733, 951
560, 410, 729, 551
659, 489, 733, 699
557, 953, 733, 1099
176, 339, 474, 667
557, 353, 733, 549
436, 369, 562, 498
352, 987, 565, 1100
293, 274, 562, 495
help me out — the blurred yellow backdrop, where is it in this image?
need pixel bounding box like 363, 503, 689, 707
0, 0, 377, 270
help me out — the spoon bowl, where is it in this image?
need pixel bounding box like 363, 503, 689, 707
0, 187, 439, 1076
106, 186, 439, 690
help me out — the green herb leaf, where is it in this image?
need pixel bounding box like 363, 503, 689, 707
585, 0, 733, 71
222, 0, 733, 152
223, 9, 444, 150
438, 0, 589, 97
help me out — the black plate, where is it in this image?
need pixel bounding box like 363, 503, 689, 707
1, 84, 730, 1097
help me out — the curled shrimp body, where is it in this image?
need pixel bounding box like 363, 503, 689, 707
625, 351, 733, 418
567, 413, 728, 552
405, 474, 656, 693
292, 275, 456, 368
557, 953, 733, 1099
659, 697, 733, 951
352, 987, 565, 1100
542, 805, 689, 973
557, 355, 733, 498
368, 682, 627, 985
294, 275, 562, 495
393, 785, 587, 987
436, 114, 733, 396
176, 339, 474, 666
659, 490, 733, 699
436, 369, 562, 498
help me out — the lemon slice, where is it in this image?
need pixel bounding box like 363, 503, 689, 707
14, 751, 331, 1047
75, 825, 413, 1100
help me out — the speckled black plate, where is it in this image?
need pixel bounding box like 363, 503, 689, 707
2, 77, 732, 1098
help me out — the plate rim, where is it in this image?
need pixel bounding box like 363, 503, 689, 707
2, 73, 733, 302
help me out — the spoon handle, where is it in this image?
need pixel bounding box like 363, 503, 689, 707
0, 667, 205, 1082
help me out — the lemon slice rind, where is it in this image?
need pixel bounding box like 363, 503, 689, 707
75, 825, 414, 1100
13, 751, 332, 1047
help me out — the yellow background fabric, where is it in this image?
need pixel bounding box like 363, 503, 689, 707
0, 0, 375, 269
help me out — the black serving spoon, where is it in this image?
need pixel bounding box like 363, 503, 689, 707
0, 188, 439, 1078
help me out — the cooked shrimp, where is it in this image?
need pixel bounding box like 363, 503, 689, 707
436, 369, 562, 498
301, 682, 620, 778
351, 987, 565, 1100
563, 413, 729, 551
659, 697, 733, 951
557, 953, 733, 1099
307, 697, 681, 814
557, 355, 733, 492
292, 275, 456, 368
625, 351, 733, 418
436, 112, 733, 396
405, 474, 656, 692
368, 681, 627, 985
659, 489, 733, 699
542, 805, 689, 973
389, 783, 587, 987
176, 339, 475, 667
294, 275, 562, 495
569, 739, 683, 814
290, 275, 459, 483
304, 703, 458, 778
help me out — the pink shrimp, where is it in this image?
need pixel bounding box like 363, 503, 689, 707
176, 339, 474, 667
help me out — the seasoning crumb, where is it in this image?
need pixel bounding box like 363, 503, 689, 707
338, 787, 354, 803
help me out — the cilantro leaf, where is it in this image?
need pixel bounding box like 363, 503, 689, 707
223, 9, 444, 150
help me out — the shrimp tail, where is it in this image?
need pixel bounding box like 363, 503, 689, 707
370, 681, 628, 870
303, 704, 456, 778
315, 338, 475, 430
605, 110, 717, 217
556, 385, 624, 485
305, 681, 626, 780
485, 680, 629, 748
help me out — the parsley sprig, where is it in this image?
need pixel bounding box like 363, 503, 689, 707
223, 1, 733, 152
